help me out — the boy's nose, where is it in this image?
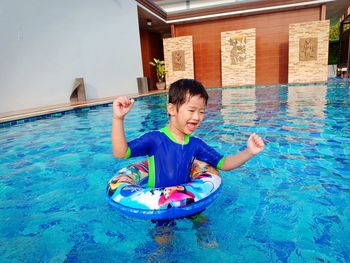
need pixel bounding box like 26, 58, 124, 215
193, 112, 199, 120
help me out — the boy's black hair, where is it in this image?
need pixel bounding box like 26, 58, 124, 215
168, 79, 209, 110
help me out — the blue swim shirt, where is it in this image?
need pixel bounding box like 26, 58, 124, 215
125, 126, 225, 188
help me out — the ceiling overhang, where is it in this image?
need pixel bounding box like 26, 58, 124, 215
137, 0, 333, 24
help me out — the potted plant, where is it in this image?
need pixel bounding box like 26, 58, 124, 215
150, 58, 166, 90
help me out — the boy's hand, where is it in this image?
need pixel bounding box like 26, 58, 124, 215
113, 96, 134, 120
247, 133, 265, 155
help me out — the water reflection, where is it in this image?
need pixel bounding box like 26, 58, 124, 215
287, 85, 327, 118
220, 88, 257, 126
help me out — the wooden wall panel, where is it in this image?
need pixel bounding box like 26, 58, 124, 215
140, 29, 164, 91
173, 7, 321, 87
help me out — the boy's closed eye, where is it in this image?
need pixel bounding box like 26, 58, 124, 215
188, 107, 205, 112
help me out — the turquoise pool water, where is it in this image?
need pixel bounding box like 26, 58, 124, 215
0, 83, 349, 262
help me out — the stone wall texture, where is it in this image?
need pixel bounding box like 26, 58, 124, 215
163, 36, 194, 87
221, 28, 256, 86
288, 20, 329, 83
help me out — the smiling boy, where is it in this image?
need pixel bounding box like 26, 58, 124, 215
112, 78, 264, 189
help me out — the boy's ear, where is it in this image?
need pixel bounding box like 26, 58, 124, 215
167, 103, 176, 116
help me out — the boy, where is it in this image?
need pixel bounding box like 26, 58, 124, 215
112, 78, 264, 188
112, 78, 264, 247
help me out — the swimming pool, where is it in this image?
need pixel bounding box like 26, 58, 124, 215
1, 82, 349, 262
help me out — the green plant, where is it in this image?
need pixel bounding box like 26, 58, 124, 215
150, 58, 166, 83
329, 20, 350, 40
329, 21, 340, 40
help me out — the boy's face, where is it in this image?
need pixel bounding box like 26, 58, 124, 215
168, 94, 206, 135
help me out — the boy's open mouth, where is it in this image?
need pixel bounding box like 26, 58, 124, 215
186, 122, 198, 132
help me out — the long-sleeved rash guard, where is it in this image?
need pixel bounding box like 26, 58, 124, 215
125, 126, 225, 188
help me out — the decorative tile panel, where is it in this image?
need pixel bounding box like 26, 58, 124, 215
163, 36, 194, 87
221, 29, 256, 86
288, 20, 329, 83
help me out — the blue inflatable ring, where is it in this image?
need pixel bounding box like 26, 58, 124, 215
106, 159, 222, 220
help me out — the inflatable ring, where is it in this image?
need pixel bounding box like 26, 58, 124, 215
106, 159, 222, 220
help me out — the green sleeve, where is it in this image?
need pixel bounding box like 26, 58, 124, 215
216, 156, 226, 170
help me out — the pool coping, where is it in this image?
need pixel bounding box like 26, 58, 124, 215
0, 89, 167, 125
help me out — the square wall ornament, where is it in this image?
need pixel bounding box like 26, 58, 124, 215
221, 29, 256, 86
299, 38, 317, 61
289, 20, 329, 83
172, 50, 186, 71
163, 36, 194, 87
230, 35, 247, 65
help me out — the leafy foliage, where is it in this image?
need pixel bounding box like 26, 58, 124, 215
150, 58, 166, 83
329, 21, 340, 40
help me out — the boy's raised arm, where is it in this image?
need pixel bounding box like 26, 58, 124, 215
112, 97, 134, 158
220, 133, 264, 171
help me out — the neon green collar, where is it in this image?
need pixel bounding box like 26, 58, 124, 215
160, 126, 190, 145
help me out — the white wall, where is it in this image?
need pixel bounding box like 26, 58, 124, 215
0, 0, 143, 114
